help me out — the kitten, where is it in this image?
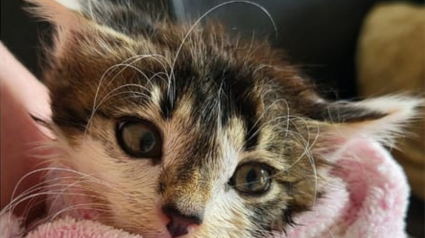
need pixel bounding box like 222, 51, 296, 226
26, 0, 422, 237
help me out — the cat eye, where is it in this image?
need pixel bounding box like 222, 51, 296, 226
230, 163, 272, 195
116, 118, 162, 159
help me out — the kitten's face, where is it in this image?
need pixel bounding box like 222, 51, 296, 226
32, 1, 421, 237
48, 24, 320, 237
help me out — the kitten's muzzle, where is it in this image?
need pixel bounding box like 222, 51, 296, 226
162, 204, 203, 237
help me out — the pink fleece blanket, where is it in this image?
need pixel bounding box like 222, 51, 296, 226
1, 138, 409, 238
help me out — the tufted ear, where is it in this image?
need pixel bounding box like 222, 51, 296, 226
309, 96, 424, 155
25, 0, 141, 131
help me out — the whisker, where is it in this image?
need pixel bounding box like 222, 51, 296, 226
49, 202, 109, 221
247, 98, 290, 139
93, 54, 170, 110
171, 1, 277, 111
88, 54, 173, 137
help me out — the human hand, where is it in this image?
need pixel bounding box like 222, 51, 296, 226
1, 42, 52, 219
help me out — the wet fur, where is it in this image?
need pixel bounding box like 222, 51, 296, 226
20, 0, 424, 237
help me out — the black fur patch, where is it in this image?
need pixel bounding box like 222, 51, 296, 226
159, 91, 174, 119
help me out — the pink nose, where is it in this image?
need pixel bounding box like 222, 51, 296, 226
162, 204, 202, 237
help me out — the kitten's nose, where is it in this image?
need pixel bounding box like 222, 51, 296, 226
162, 204, 203, 237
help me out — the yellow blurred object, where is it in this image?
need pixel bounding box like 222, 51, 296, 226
357, 2, 425, 200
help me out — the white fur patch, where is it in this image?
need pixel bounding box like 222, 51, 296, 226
330, 96, 424, 146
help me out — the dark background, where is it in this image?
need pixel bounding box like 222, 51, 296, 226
1, 0, 424, 236
2, 0, 422, 99
1, 0, 387, 99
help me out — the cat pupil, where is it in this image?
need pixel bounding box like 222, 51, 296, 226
246, 168, 258, 190
116, 119, 162, 159
140, 132, 155, 152
231, 163, 271, 195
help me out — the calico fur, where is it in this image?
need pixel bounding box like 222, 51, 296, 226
25, 0, 423, 237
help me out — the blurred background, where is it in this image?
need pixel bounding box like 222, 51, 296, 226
1, 0, 424, 236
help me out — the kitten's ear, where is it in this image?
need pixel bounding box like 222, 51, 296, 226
26, 0, 138, 127
26, 0, 136, 42
26, 0, 136, 73
27, 0, 155, 37
309, 96, 423, 152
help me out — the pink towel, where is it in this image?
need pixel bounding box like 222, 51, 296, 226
1, 138, 409, 238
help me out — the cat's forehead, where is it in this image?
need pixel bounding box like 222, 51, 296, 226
105, 52, 270, 145
47, 20, 309, 159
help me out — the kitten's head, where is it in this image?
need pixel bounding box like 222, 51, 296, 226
29, 0, 422, 237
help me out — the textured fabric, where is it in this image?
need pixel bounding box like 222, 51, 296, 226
26, 217, 143, 238
284, 138, 409, 238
